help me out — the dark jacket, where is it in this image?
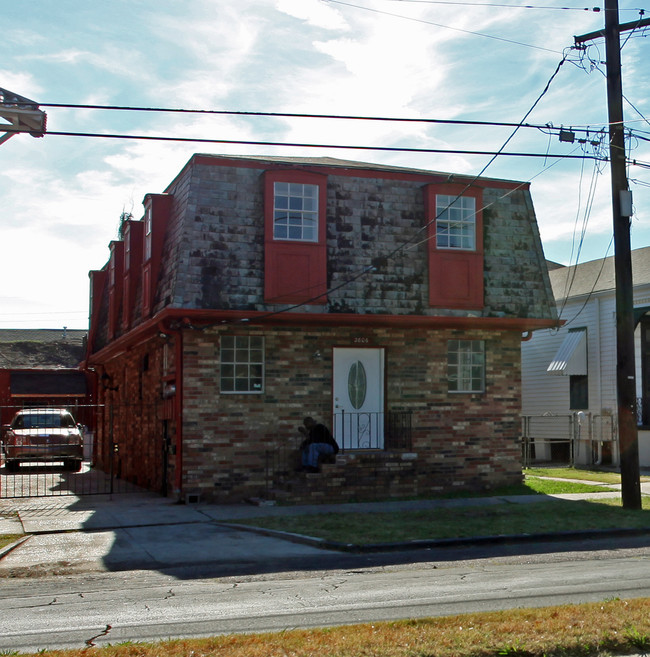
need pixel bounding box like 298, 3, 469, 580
301, 423, 339, 454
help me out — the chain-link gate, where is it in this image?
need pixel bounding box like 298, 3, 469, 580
1, 402, 166, 499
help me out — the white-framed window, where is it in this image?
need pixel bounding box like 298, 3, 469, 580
109, 252, 116, 286
447, 339, 485, 393
124, 230, 131, 271
144, 206, 153, 260
220, 335, 265, 393
273, 182, 318, 241
436, 195, 476, 250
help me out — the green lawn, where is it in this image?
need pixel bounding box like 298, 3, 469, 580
227, 475, 648, 545
525, 466, 650, 484
230, 497, 650, 544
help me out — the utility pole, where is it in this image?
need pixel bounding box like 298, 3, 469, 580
575, 3, 650, 510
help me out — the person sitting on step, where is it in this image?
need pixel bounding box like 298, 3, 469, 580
298, 416, 339, 472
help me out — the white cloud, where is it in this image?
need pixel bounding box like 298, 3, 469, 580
0, 70, 42, 98
1, 0, 649, 328
276, 0, 349, 30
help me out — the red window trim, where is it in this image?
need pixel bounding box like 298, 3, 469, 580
142, 194, 172, 317
425, 183, 484, 310
263, 169, 328, 304
122, 220, 143, 331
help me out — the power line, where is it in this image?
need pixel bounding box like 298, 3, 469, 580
201, 54, 574, 329
321, 0, 564, 53
38, 101, 604, 135
383, 0, 602, 9
41, 130, 604, 160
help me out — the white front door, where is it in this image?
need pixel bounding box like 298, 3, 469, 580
333, 347, 385, 449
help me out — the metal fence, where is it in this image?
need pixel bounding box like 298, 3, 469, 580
521, 411, 617, 468
1, 402, 161, 499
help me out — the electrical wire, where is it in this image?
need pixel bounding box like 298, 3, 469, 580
382, 0, 602, 9
39, 130, 603, 160
320, 0, 564, 53
560, 235, 614, 328
196, 54, 574, 329
36, 102, 602, 135
557, 154, 602, 319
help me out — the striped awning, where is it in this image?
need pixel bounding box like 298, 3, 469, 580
547, 329, 587, 376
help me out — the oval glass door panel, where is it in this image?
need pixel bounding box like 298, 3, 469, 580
347, 361, 367, 409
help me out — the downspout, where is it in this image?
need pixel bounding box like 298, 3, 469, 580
158, 320, 184, 500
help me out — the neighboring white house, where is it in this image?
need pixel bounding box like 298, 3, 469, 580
521, 246, 650, 468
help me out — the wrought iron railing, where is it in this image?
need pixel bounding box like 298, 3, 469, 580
333, 410, 412, 451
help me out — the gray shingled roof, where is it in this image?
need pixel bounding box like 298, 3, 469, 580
188, 154, 524, 185
550, 246, 650, 300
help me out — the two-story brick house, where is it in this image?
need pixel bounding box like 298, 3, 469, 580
85, 154, 557, 504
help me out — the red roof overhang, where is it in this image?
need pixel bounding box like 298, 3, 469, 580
86, 307, 560, 365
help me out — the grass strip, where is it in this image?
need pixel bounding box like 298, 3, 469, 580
525, 467, 650, 484
230, 497, 650, 544
15, 598, 650, 657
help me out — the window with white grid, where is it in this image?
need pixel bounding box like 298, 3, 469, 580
447, 340, 485, 393
436, 195, 476, 250
273, 182, 318, 241
220, 336, 264, 393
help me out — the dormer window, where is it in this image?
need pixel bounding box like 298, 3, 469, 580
436, 195, 476, 251
425, 183, 484, 310
264, 170, 327, 304
124, 230, 131, 271
109, 253, 116, 286
141, 194, 173, 318
273, 182, 318, 242
144, 206, 153, 261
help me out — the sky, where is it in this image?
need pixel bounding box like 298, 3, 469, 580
1, 0, 649, 330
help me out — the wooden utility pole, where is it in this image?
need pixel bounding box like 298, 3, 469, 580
575, 2, 650, 509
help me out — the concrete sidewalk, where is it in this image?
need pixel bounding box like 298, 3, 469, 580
1, 483, 649, 576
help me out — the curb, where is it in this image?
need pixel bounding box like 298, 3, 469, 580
217, 522, 650, 553
0, 535, 31, 560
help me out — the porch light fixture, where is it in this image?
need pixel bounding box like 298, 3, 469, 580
162, 383, 176, 399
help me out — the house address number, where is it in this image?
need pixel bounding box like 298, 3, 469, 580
353, 337, 370, 344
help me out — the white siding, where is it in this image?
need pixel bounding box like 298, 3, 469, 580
521, 279, 650, 466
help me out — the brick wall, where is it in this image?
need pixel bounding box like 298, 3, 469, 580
95, 338, 173, 494
180, 325, 523, 503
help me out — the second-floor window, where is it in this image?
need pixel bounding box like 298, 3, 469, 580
144, 206, 153, 260
273, 182, 318, 242
436, 194, 476, 250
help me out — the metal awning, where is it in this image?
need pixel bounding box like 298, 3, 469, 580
547, 329, 587, 376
